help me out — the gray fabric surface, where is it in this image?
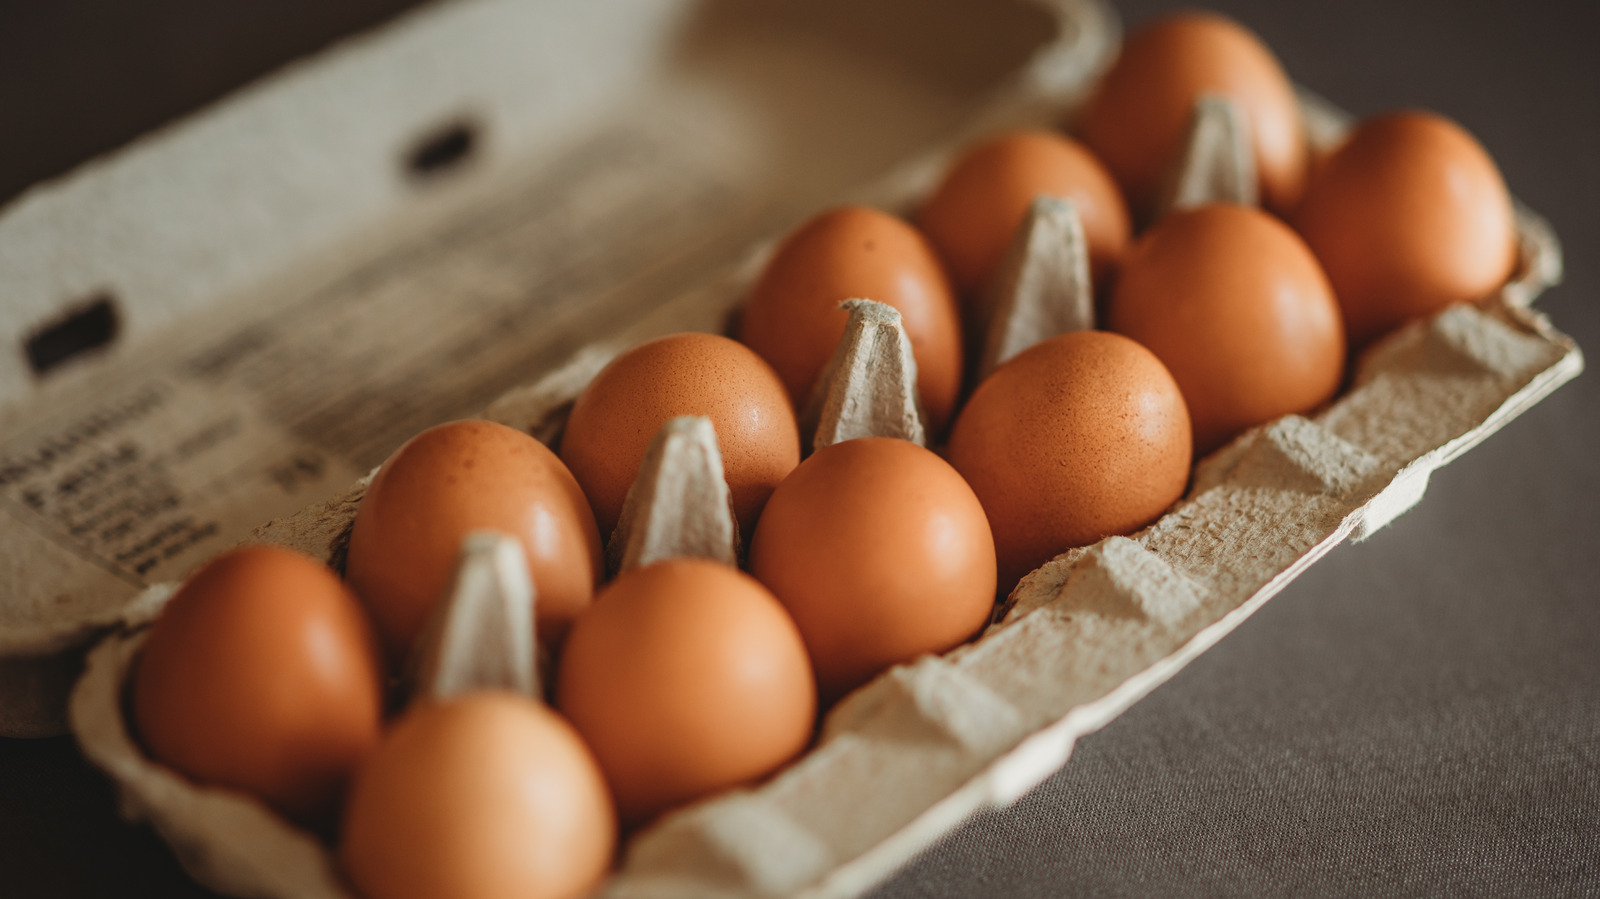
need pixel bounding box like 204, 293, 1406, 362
871, 1, 1600, 895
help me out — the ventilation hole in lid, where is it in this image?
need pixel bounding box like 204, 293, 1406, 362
25, 293, 120, 377
404, 119, 480, 181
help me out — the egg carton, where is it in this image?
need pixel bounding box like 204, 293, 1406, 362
69, 202, 1579, 899
0, 0, 1580, 896
72, 75, 1579, 899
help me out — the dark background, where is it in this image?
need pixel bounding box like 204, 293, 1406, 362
2, 1, 1596, 896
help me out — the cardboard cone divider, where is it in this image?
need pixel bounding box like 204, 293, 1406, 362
976, 196, 1095, 381
404, 530, 541, 702
605, 415, 742, 575
802, 299, 928, 452
1156, 93, 1258, 218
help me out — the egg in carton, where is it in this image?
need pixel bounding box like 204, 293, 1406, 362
70, 59, 1579, 898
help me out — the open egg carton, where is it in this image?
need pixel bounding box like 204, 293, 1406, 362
0, 0, 1580, 897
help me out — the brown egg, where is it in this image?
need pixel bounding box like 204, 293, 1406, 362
340, 692, 615, 899
560, 333, 799, 540
916, 129, 1131, 298
1110, 204, 1344, 455
947, 331, 1191, 592
748, 437, 996, 700
1078, 12, 1307, 216
132, 545, 384, 827
1293, 110, 1518, 347
555, 559, 815, 827
738, 206, 965, 434
346, 419, 602, 659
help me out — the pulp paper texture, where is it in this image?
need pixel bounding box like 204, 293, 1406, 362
1, 122, 751, 631
607, 416, 742, 574
806, 301, 927, 451
978, 195, 1094, 377
4, 0, 1098, 735
4, 0, 1581, 897
407, 531, 540, 702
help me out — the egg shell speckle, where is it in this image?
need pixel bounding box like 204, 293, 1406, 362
339, 692, 616, 899
1293, 110, 1518, 347
749, 436, 996, 701
1111, 204, 1345, 454
947, 331, 1192, 592
345, 419, 602, 660
555, 558, 816, 828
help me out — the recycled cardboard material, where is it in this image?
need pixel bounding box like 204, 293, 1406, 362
4, 0, 1580, 896
607, 416, 742, 575
977, 196, 1094, 379
1156, 93, 1258, 216
7, 0, 1117, 736
805, 301, 927, 452
406, 531, 540, 702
